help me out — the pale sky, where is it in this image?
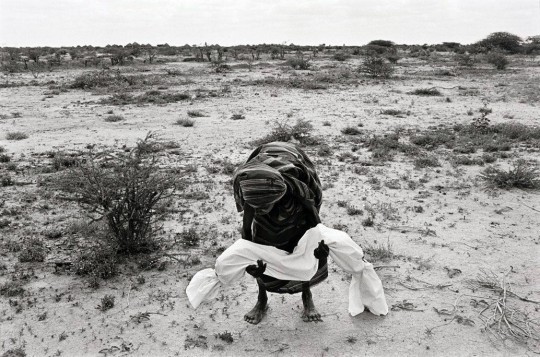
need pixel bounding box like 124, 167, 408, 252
0, 0, 538, 47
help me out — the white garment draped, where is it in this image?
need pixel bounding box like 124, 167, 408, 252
186, 224, 389, 316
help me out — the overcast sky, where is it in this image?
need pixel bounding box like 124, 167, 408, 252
0, 0, 538, 47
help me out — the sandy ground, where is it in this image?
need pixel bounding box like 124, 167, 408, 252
1, 53, 539, 356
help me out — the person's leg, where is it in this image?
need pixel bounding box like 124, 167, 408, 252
301, 282, 322, 322
302, 240, 329, 322
244, 278, 268, 324
245, 260, 268, 324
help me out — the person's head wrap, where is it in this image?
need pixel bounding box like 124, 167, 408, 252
237, 162, 287, 210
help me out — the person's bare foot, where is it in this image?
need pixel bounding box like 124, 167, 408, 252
301, 305, 322, 322
244, 300, 267, 324
301, 284, 322, 322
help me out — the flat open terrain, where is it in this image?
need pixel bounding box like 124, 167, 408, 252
1, 52, 539, 356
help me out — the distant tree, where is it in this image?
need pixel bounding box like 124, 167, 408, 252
359, 55, 394, 78
109, 47, 129, 66
5, 47, 20, 61
27, 49, 41, 64
143, 46, 157, 63
69, 49, 80, 60
216, 46, 224, 61
368, 40, 395, 47
125, 42, 142, 57
477, 32, 522, 54
442, 42, 461, 50
486, 52, 509, 70
524, 36, 540, 55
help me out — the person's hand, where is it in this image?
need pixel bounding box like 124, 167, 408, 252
314, 240, 329, 259
246, 259, 267, 278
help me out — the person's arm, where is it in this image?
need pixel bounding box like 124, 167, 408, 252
301, 199, 321, 227
242, 204, 254, 241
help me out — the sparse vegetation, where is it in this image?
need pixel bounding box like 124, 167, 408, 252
18, 238, 46, 262
486, 52, 509, 70
176, 118, 195, 127
341, 126, 362, 135
480, 161, 540, 189
253, 118, 316, 146
6, 131, 28, 140
1, 37, 539, 356
363, 240, 394, 262
414, 155, 441, 168
409, 88, 442, 96
73, 245, 118, 281
104, 114, 124, 122
287, 57, 311, 70
358, 56, 394, 78
187, 110, 206, 117
230, 113, 245, 120
97, 294, 115, 311
58, 134, 179, 254
101, 90, 190, 105
0, 281, 25, 297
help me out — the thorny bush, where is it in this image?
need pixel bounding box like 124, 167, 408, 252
59, 133, 179, 254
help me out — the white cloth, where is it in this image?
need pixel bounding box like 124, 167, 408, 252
186, 224, 389, 316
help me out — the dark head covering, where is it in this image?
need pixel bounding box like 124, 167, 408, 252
234, 161, 287, 211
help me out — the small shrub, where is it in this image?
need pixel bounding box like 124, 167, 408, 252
480, 161, 540, 189
97, 294, 115, 311
451, 155, 483, 166
333, 52, 350, 62
18, 238, 46, 262
58, 133, 178, 254
409, 88, 442, 96
52, 153, 79, 171
253, 119, 314, 146
104, 115, 124, 122
176, 118, 195, 127
414, 155, 440, 168
472, 104, 492, 132
483, 140, 511, 152
2, 348, 26, 357
0, 281, 24, 297
456, 54, 476, 67
230, 113, 245, 120
216, 331, 234, 344
385, 179, 401, 189
178, 228, 200, 248
386, 54, 400, 64
73, 245, 118, 279
222, 159, 237, 175
0, 154, 9, 163
341, 127, 362, 135
71, 70, 143, 90
102, 91, 190, 105
363, 240, 393, 262
371, 148, 394, 161
410, 131, 455, 149
1, 174, 14, 187
346, 206, 363, 216
187, 110, 206, 118
486, 53, 509, 70
287, 57, 311, 70
380, 109, 404, 116
362, 216, 374, 227
359, 56, 394, 78
317, 144, 333, 157
482, 153, 497, 164
6, 131, 28, 140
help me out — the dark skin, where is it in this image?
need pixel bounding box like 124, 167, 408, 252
242, 201, 329, 324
